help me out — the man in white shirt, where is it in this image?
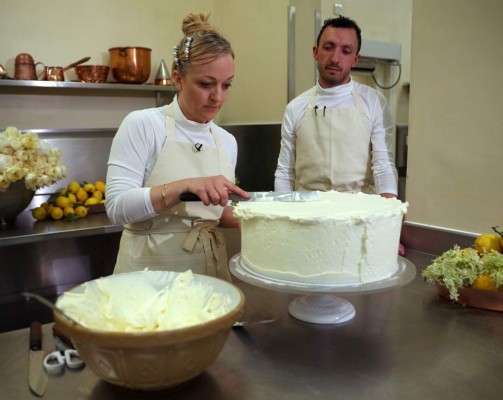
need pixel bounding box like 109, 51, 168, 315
274, 16, 398, 198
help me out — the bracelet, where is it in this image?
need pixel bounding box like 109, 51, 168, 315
161, 184, 167, 203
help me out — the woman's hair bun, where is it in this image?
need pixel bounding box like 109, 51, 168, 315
173, 11, 233, 76
182, 12, 216, 36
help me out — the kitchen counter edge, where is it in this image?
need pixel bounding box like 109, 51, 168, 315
0, 210, 123, 247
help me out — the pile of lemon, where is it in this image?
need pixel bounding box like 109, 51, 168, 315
31, 180, 106, 221
471, 226, 502, 291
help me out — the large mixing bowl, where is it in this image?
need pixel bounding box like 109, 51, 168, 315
108, 46, 151, 84
53, 270, 244, 391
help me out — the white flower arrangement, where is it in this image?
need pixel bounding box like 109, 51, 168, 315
0, 126, 67, 191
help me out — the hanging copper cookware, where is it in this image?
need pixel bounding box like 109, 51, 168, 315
108, 47, 151, 84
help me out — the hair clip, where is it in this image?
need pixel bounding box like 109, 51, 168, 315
173, 44, 180, 67
184, 36, 193, 61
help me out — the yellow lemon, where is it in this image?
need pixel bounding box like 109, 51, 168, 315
95, 180, 106, 194
91, 190, 103, 201
84, 197, 99, 206
83, 183, 96, 193
76, 188, 89, 203
67, 181, 81, 194
475, 234, 502, 254
75, 205, 88, 218
40, 202, 50, 212
55, 196, 71, 209
472, 274, 498, 291
31, 207, 47, 221
63, 206, 75, 217
59, 188, 68, 196
50, 206, 64, 220
67, 192, 77, 205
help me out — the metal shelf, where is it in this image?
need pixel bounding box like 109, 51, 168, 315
0, 79, 174, 92
0, 79, 175, 106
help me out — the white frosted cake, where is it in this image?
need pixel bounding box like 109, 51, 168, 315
233, 191, 408, 285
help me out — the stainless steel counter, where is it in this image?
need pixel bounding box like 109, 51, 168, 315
0, 251, 501, 400
0, 210, 122, 247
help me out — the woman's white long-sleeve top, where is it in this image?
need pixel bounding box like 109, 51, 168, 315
105, 98, 238, 225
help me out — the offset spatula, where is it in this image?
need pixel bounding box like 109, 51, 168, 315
180, 191, 320, 202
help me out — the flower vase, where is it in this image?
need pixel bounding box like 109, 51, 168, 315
0, 180, 35, 227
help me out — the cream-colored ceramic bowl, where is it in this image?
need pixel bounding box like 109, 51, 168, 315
53, 271, 244, 391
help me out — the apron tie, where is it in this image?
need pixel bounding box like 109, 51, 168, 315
183, 221, 231, 281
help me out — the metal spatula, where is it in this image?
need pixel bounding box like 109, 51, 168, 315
180, 191, 320, 202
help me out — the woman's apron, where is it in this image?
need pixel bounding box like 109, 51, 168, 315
113, 102, 235, 281
294, 86, 375, 193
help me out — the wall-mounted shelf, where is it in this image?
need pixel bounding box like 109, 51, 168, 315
0, 79, 175, 91
0, 79, 175, 106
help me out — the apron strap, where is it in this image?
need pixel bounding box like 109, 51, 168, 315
183, 221, 231, 281
308, 87, 317, 114
351, 85, 366, 112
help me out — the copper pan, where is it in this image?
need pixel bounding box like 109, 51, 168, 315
39, 57, 91, 81
62, 56, 91, 72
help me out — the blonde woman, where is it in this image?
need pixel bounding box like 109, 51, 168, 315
106, 13, 248, 279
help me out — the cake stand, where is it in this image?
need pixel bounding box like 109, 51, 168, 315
229, 254, 416, 325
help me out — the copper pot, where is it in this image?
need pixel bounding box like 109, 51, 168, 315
108, 46, 151, 84
42, 66, 65, 81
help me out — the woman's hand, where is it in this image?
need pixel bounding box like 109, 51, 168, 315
152, 175, 249, 213
186, 175, 249, 206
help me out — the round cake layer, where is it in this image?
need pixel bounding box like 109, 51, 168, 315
233, 191, 408, 284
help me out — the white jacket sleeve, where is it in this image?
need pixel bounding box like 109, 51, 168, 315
105, 110, 160, 225
369, 91, 398, 195
274, 102, 299, 191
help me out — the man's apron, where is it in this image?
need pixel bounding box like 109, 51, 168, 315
113, 102, 235, 280
294, 86, 375, 193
